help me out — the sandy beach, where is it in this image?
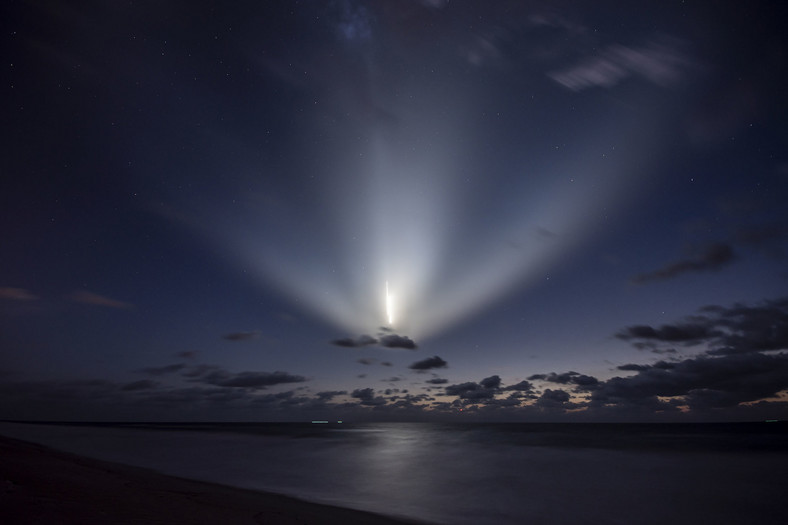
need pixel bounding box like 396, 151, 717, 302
0, 435, 430, 525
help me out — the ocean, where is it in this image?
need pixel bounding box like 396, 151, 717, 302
1, 421, 786, 524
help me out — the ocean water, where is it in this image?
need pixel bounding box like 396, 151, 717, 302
1, 421, 787, 524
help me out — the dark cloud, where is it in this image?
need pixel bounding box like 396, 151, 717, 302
379, 334, 418, 349
445, 382, 483, 397
480, 375, 501, 389
572, 375, 599, 387
223, 330, 261, 341
331, 334, 378, 347
175, 351, 198, 360
528, 372, 573, 383
617, 364, 649, 372
4, 354, 785, 421
381, 361, 393, 367
503, 380, 534, 392
357, 358, 375, 365
705, 298, 788, 355
356, 334, 380, 346
652, 348, 678, 355
351, 387, 387, 406
332, 332, 417, 350
444, 375, 502, 400
631, 243, 736, 283
315, 390, 346, 401
181, 364, 221, 378
486, 394, 524, 408
121, 379, 158, 391
426, 378, 448, 385
535, 389, 572, 407
457, 388, 497, 400
528, 371, 598, 389
591, 352, 788, 410
617, 297, 788, 355
6, 297, 786, 421
190, 368, 307, 390
137, 363, 186, 376
616, 323, 718, 344
408, 356, 448, 371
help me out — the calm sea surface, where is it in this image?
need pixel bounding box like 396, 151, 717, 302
1, 421, 787, 524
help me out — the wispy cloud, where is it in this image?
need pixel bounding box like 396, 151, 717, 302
0, 287, 38, 301
631, 243, 735, 284
549, 36, 691, 91
222, 330, 261, 342
71, 290, 133, 309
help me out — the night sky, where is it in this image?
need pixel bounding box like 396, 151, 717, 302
2, 0, 787, 422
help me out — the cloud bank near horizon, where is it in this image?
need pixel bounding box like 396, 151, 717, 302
2, 297, 785, 422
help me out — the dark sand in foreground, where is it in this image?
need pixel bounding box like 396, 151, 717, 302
0, 435, 430, 525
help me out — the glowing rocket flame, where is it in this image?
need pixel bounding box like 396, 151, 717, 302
385, 281, 393, 325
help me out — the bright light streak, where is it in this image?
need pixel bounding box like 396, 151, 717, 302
385, 281, 393, 325
185, 76, 665, 342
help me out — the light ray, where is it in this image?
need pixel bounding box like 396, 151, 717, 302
183, 63, 670, 342
385, 281, 393, 326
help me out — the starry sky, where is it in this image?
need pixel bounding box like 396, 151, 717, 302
2, 0, 787, 422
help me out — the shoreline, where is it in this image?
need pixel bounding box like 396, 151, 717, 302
0, 435, 432, 525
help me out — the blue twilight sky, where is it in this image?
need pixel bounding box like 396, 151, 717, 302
2, 0, 787, 421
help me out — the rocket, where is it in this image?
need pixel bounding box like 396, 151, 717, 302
386, 281, 393, 325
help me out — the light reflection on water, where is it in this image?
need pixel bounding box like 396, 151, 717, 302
1, 422, 786, 525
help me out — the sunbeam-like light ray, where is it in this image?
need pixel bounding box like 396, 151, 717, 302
385, 281, 393, 326
170, 21, 675, 343
187, 105, 662, 343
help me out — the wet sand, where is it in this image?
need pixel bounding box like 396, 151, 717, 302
0, 435, 430, 525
